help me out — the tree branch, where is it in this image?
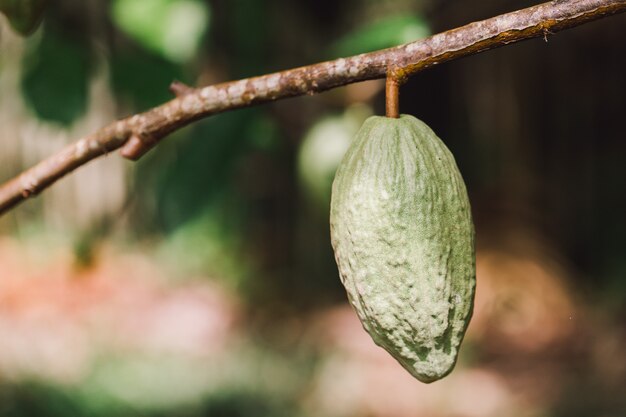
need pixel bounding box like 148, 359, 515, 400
1, 0, 624, 216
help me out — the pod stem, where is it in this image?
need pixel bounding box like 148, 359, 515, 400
385, 74, 400, 119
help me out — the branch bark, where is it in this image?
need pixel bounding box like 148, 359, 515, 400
1, 0, 624, 216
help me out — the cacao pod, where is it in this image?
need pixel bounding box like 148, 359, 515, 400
330, 114, 475, 383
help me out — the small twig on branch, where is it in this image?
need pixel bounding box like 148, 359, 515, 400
1, 0, 625, 216
386, 73, 401, 119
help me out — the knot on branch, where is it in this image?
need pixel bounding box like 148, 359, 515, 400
120, 132, 162, 161
170, 80, 196, 97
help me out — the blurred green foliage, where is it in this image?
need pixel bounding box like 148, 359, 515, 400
0, 345, 309, 417
111, 0, 209, 63
110, 49, 188, 111
146, 111, 264, 230
21, 28, 92, 125
331, 14, 429, 57
0, 0, 47, 36
298, 105, 371, 211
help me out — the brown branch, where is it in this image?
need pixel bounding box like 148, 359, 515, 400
1, 0, 625, 216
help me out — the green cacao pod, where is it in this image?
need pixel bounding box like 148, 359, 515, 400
330, 114, 475, 383
0, 0, 47, 36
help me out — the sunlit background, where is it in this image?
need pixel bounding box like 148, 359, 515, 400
1, 0, 625, 416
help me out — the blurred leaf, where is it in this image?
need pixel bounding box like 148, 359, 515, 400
298, 104, 372, 210
227, 0, 268, 76
110, 49, 187, 111
0, 0, 47, 36
0, 382, 86, 417
111, 0, 209, 63
142, 110, 271, 230
21, 29, 92, 125
331, 14, 429, 57
245, 114, 281, 152
199, 390, 292, 417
